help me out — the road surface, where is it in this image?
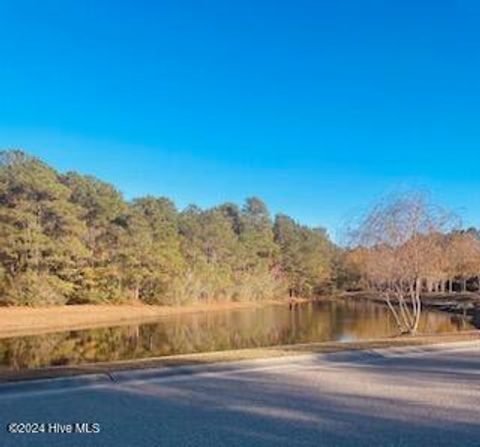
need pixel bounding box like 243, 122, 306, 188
0, 341, 479, 446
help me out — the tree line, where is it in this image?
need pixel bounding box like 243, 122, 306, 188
0, 150, 337, 306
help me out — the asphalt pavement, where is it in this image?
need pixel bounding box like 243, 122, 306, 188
0, 341, 479, 447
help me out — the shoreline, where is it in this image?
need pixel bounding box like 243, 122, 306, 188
0, 292, 476, 339
0, 300, 301, 339
341, 291, 480, 320
0, 296, 478, 384
0, 331, 478, 383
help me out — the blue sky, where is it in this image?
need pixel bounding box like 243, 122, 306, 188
1, 0, 480, 240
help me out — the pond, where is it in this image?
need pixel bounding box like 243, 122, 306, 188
0, 299, 474, 371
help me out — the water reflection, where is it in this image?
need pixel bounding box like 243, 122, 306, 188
0, 300, 473, 371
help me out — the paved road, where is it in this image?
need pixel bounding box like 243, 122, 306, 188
0, 341, 479, 447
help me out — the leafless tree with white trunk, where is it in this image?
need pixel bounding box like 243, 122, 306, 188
350, 191, 458, 334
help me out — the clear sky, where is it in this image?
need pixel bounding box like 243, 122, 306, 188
1, 1, 480, 240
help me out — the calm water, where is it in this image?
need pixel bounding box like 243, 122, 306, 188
0, 299, 474, 371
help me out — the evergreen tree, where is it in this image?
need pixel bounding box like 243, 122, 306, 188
0, 151, 88, 304
274, 214, 333, 297
61, 172, 127, 302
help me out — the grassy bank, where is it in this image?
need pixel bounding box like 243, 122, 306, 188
0, 300, 290, 338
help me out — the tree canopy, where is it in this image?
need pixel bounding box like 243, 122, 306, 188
0, 150, 337, 306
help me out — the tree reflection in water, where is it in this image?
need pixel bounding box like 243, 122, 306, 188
0, 300, 473, 370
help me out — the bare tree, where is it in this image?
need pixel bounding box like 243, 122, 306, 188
445, 231, 480, 292
351, 191, 457, 334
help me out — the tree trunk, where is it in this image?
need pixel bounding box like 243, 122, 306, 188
384, 293, 403, 332
398, 294, 413, 330
412, 291, 422, 333
410, 278, 422, 334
